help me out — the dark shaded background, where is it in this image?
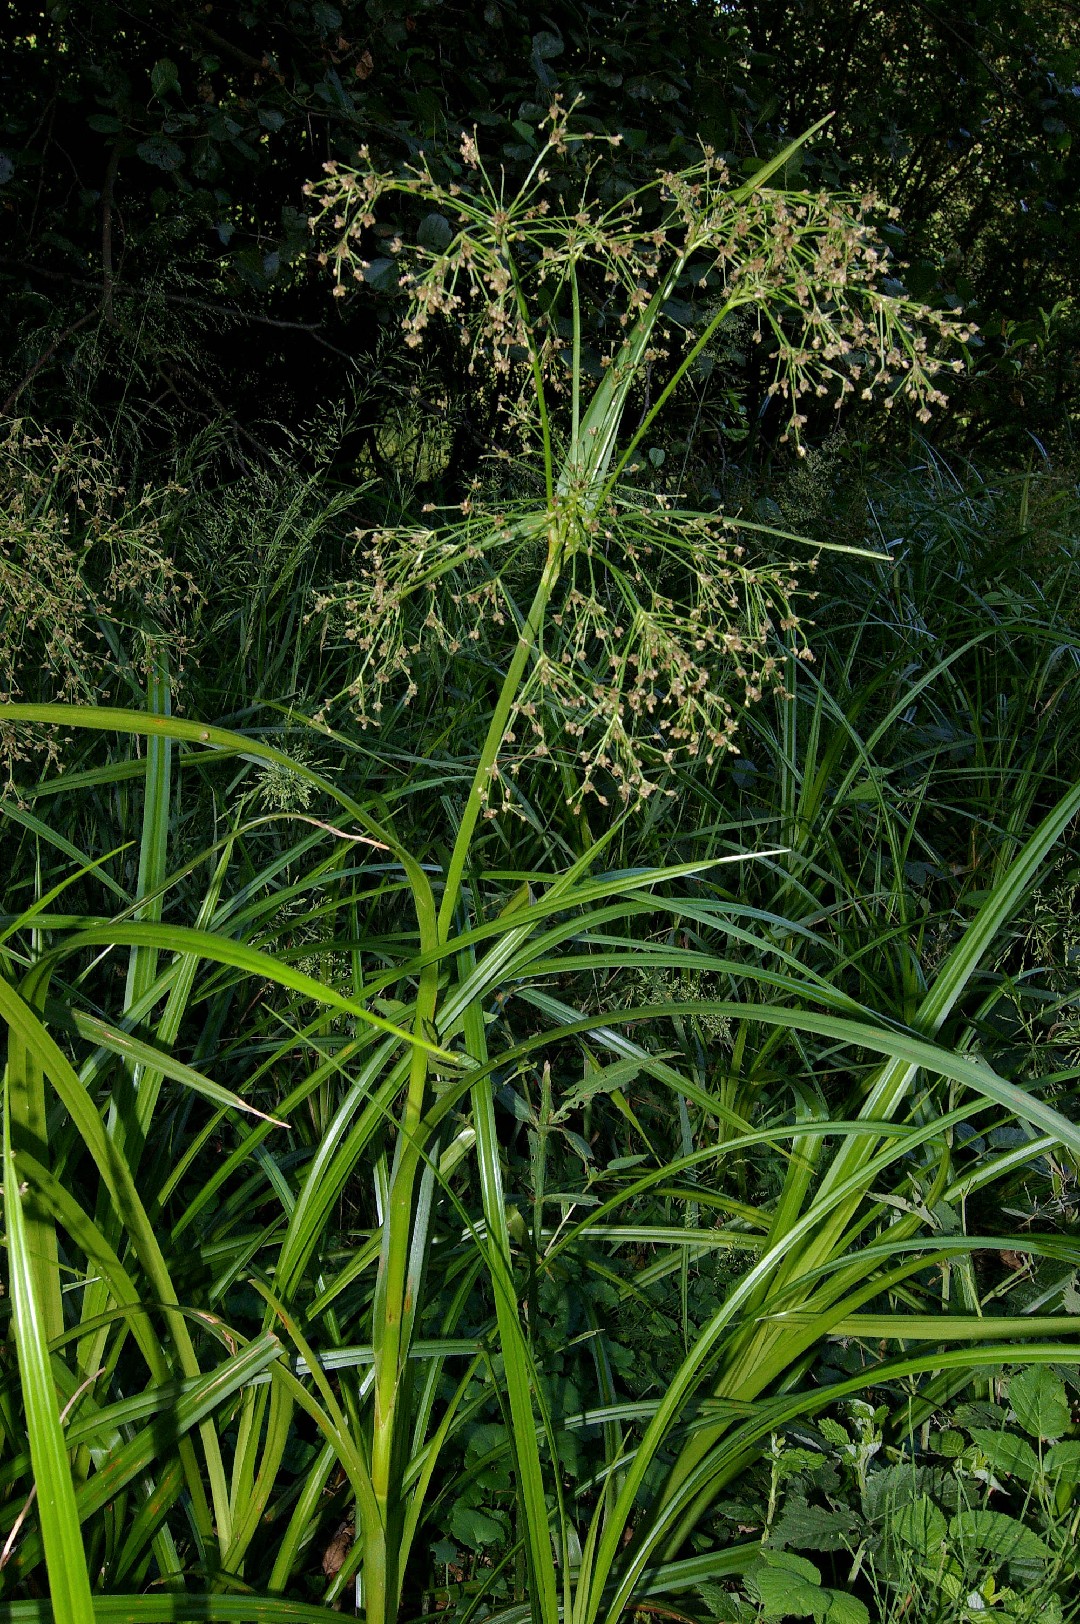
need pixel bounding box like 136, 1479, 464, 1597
3, 0, 1078, 465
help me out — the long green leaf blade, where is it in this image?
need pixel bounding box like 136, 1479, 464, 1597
3, 1092, 95, 1624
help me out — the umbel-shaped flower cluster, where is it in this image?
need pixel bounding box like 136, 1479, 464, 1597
310, 495, 806, 810
305, 102, 972, 809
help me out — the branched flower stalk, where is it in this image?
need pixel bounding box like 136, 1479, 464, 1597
302, 104, 974, 1624
306, 99, 971, 850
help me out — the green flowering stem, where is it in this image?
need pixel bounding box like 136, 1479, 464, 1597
374, 516, 565, 1624
509, 253, 556, 507
437, 523, 567, 942
299, 116, 978, 1624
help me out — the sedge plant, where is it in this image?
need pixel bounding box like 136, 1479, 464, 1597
302, 100, 974, 1618
2, 106, 1079, 1624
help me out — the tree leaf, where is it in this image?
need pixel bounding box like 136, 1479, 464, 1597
362, 257, 399, 291
136, 135, 184, 171
150, 58, 179, 98
531, 30, 563, 59
418, 212, 453, 253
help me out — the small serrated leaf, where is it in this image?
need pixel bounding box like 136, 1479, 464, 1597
1008, 1366, 1070, 1440
447, 1502, 505, 1550
771, 1451, 824, 1484
1044, 1441, 1080, 1483
759, 1549, 823, 1582
749, 1565, 827, 1621
825, 1592, 869, 1624
919, 1565, 964, 1602
968, 1429, 1040, 1481
559, 1055, 649, 1115
893, 1494, 947, 1555
770, 1495, 858, 1552
930, 1428, 967, 1457
948, 1509, 1051, 1563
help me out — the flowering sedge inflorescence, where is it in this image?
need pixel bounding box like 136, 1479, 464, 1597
311, 494, 812, 808
0, 422, 199, 778
304, 101, 973, 810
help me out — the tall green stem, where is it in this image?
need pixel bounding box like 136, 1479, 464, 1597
367, 500, 566, 1624
367, 953, 439, 1624
570, 263, 582, 464
437, 526, 567, 943
361, 528, 577, 1624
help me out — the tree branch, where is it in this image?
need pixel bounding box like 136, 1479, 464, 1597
159, 292, 357, 360
188, 20, 268, 73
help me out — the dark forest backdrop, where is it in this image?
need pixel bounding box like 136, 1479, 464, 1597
4, 1, 1079, 460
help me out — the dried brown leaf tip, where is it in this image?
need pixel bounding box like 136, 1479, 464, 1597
321, 1519, 354, 1578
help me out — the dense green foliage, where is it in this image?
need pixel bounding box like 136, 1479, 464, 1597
2, 8, 1080, 1624
3, 428, 1080, 1621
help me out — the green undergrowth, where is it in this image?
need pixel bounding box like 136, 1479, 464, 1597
1, 437, 1078, 1623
